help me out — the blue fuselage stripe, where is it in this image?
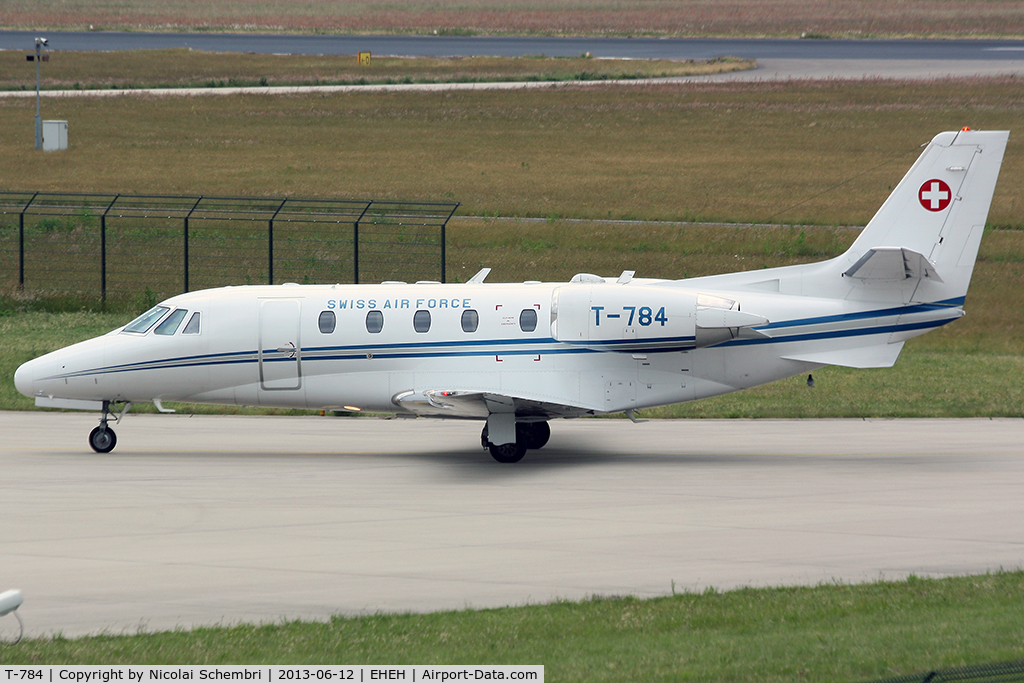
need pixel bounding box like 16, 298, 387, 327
46, 305, 959, 380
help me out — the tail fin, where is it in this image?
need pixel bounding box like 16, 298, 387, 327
842, 129, 1008, 304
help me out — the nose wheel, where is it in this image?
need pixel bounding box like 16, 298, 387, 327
89, 425, 117, 453
88, 400, 129, 453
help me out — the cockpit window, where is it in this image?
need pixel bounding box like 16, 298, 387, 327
154, 309, 188, 336
182, 312, 201, 335
123, 305, 170, 334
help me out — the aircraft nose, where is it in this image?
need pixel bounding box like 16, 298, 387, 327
14, 358, 39, 398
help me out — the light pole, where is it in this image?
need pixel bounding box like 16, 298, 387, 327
33, 37, 48, 150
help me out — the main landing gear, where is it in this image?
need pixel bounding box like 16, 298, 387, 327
88, 400, 129, 453
482, 421, 551, 464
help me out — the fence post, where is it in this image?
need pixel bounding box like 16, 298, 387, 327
184, 196, 203, 293
353, 221, 359, 284
17, 192, 39, 291
183, 216, 190, 292
268, 198, 287, 285
100, 213, 106, 308
99, 195, 118, 310
441, 202, 459, 283
353, 201, 374, 285
441, 222, 446, 283
18, 212, 24, 291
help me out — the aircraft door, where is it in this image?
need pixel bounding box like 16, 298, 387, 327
259, 299, 302, 390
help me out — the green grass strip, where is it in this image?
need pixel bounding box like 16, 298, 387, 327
3, 572, 1023, 683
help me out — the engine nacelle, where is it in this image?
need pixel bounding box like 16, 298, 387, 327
552, 283, 768, 351
552, 283, 696, 351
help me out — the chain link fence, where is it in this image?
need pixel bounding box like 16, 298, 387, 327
867, 660, 1024, 683
0, 192, 458, 310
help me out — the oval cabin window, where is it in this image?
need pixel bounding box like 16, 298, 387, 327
461, 309, 479, 333
318, 310, 336, 334
519, 308, 538, 332
366, 310, 384, 334
413, 309, 431, 333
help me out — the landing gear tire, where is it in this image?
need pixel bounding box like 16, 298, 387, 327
481, 421, 549, 463
89, 426, 117, 453
488, 441, 527, 464
517, 421, 550, 450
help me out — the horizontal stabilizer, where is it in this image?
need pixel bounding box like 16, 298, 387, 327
843, 247, 943, 283
782, 342, 905, 369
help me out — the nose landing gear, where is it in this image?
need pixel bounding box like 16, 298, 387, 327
88, 401, 131, 453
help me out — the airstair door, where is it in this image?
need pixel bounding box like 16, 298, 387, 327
259, 299, 302, 390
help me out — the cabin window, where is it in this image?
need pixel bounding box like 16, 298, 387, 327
182, 312, 201, 335
461, 309, 479, 333
520, 308, 538, 332
366, 310, 384, 334
123, 305, 170, 334
154, 308, 188, 335
413, 309, 431, 333
318, 310, 336, 334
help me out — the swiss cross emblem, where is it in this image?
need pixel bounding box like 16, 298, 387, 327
919, 179, 952, 212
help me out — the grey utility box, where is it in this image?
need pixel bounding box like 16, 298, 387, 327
42, 120, 68, 151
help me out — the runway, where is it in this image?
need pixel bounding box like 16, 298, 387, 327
3, 31, 1024, 61
1, 411, 1021, 639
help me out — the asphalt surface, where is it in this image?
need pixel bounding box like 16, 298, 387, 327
2, 412, 1022, 638
3, 31, 1024, 61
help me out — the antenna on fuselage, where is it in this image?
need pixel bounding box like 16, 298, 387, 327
467, 268, 491, 283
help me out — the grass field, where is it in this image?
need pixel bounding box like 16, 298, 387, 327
3, 77, 1024, 227
0, 51, 753, 92
4, 0, 1024, 38
4, 572, 1024, 682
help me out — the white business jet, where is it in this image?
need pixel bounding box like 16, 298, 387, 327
14, 129, 1008, 462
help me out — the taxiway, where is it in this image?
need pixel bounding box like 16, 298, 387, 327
2, 412, 1021, 638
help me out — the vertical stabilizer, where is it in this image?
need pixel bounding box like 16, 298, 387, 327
841, 129, 1008, 304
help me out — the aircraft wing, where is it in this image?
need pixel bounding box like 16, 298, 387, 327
392, 389, 592, 420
